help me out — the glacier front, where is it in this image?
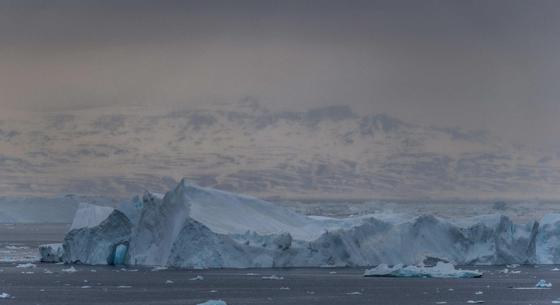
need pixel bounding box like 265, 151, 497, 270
48, 179, 560, 268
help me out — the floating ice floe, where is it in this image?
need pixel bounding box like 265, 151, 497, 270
165, 280, 174, 284
364, 262, 482, 278
261, 275, 284, 280
15, 263, 36, 268
61, 266, 77, 273
536, 279, 552, 288
151, 266, 168, 272
0, 293, 10, 299
466, 301, 484, 304
189, 275, 204, 281
197, 301, 227, 305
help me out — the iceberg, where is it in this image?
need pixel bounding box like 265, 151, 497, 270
43, 179, 560, 268
535, 279, 552, 288
39, 244, 64, 263
363, 262, 482, 278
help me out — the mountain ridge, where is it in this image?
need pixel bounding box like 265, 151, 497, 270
1, 100, 559, 200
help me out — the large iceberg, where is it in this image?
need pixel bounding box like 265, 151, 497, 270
47, 179, 560, 268
364, 262, 482, 278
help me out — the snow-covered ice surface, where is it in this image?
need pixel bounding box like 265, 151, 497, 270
50, 179, 560, 268
364, 262, 482, 278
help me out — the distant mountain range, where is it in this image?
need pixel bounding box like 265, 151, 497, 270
1, 98, 559, 200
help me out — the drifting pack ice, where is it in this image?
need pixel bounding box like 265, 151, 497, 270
42, 179, 560, 268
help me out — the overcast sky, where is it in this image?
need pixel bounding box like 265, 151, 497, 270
1, 0, 560, 150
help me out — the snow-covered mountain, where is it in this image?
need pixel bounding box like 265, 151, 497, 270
1, 99, 559, 199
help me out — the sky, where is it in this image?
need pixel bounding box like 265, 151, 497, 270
1, 0, 560, 150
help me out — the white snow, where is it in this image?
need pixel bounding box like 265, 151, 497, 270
70, 203, 114, 230
364, 262, 482, 278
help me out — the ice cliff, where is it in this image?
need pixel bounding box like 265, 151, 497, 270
47, 179, 560, 268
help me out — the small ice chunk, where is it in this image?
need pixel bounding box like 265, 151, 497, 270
165, 280, 174, 284
189, 275, 204, 281
346, 291, 362, 295
62, 266, 78, 273
261, 275, 284, 280
535, 279, 552, 288
475, 291, 483, 295
552, 267, 560, 271
506, 264, 520, 269
16, 263, 36, 268
279, 287, 290, 290
197, 301, 227, 305
435, 302, 447, 304
364, 262, 482, 278
0, 293, 10, 299
117, 286, 132, 289
466, 301, 484, 304
81, 286, 91, 289
151, 266, 168, 272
